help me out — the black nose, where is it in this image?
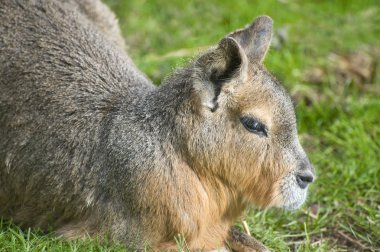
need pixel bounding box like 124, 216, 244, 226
296, 171, 314, 189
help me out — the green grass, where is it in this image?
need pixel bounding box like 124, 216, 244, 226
0, 220, 125, 252
2, 0, 380, 251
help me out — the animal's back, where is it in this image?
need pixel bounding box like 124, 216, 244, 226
0, 0, 151, 227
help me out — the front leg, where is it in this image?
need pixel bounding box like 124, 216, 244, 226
227, 227, 270, 252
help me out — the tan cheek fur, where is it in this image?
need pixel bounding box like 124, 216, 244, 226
165, 113, 284, 250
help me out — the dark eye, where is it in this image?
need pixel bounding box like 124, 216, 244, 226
240, 117, 268, 137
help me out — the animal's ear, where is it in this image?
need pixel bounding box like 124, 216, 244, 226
228, 15, 273, 63
194, 37, 248, 111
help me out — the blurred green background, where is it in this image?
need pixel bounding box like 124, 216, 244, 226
1, 0, 379, 251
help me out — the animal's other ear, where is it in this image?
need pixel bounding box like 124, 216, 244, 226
228, 15, 273, 63
194, 37, 248, 111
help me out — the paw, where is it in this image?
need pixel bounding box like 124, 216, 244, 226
228, 227, 270, 252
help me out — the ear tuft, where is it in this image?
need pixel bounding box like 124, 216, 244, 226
228, 15, 273, 63
194, 37, 247, 111
196, 37, 246, 84
211, 37, 244, 83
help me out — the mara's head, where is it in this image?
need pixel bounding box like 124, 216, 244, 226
179, 16, 315, 210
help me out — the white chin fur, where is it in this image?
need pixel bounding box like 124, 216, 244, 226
279, 172, 308, 210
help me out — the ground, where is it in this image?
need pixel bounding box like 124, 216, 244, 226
1, 0, 379, 251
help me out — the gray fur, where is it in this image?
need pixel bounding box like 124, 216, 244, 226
0, 0, 155, 245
